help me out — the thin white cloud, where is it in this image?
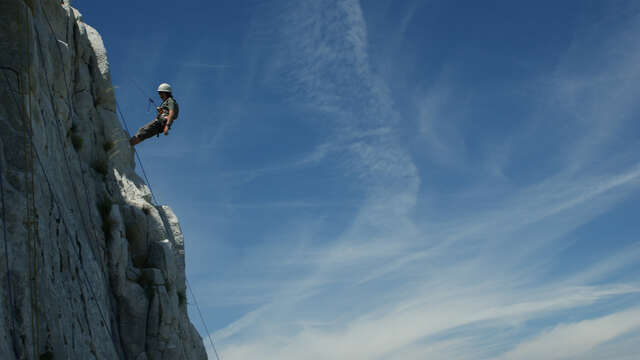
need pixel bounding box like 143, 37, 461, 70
203, 2, 640, 360
498, 307, 640, 360
216, 284, 640, 360
417, 73, 468, 169
210, 163, 640, 359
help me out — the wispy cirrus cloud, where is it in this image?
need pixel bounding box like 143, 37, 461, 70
498, 307, 640, 360
202, 2, 640, 360
416, 74, 468, 170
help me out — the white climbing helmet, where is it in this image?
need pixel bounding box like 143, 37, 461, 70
157, 83, 172, 93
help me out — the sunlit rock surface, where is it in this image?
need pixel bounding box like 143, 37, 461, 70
0, 1, 207, 359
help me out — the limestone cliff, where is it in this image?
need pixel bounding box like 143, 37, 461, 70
0, 1, 208, 359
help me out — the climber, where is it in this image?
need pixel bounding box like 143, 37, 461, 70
129, 83, 179, 146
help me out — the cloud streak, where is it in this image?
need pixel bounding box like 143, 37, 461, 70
499, 307, 640, 360
202, 2, 640, 360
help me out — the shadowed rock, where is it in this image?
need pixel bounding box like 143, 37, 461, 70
0, 1, 207, 359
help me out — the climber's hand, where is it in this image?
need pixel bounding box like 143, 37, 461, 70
163, 125, 169, 135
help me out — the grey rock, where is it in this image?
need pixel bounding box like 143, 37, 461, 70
118, 281, 149, 357
157, 206, 187, 296
0, 1, 207, 359
126, 266, 142, 282
148, 239, 177, 287
142, 268, 166, 286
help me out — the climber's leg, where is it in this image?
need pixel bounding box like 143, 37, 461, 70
130, 119, 163, 146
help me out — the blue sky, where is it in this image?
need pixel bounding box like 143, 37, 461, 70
76, 0, 640, 358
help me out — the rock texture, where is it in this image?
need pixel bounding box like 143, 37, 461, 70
0, 1, 207, 359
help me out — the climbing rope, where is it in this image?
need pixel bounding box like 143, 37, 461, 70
38, 12, 220, 358
116, 101, 159, 205
21, 10, 42, 357
11, 5, 221, 359
2, 62, 121, 360
35, 7, 124, 351
188, 279, 222, 360
37, 5, 124, 351
31, 138, 120, 356
40, 5, 104, 259
1, 66, 43, 357
129, 77, 157, 113
116, 101, 222, 360
0, 122, 19, 358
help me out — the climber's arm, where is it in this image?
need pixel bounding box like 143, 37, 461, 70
163, 109, 175, 135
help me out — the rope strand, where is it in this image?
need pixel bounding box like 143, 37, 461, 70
20, 9, 42, 356
0, 134, 19, 359
188, 279, 222, 360
116, 101, 159, 205
116, 100, 222, 360
2, 66, 119, 358
7, 5, 221, 359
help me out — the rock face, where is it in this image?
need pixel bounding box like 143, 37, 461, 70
0, 1, 207, 359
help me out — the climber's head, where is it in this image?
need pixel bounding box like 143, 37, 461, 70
157, 83, 172, 100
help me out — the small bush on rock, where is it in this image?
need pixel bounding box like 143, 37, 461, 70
98, 196, 114, 240
103, 140, 114, 152
69, 123, 83, 151
91, 158, 108, 177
